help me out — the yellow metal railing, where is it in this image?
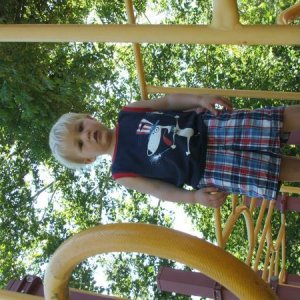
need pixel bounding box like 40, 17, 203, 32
213, 188, 293, 286
123, 0, 300, 289
277, 2, 300, 24
123, 0, 300, 100
124, 0, 299, 286
125, 0, 148, 100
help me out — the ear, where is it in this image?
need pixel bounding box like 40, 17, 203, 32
87, 115, 95, 120
83, 157, 96, 164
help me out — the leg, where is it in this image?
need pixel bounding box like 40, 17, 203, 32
282, 105, 300, 132
279, 155, 300, 182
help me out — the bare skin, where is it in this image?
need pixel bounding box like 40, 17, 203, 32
281, 105, 300, 132
280, 156, 300, 182
279, 106, 300, 182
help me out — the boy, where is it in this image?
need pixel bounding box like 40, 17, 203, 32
49, 94, 300, 208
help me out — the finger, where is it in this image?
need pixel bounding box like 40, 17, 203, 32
206, 104, 218, 116
216, 97, 233, 110
206, 98, 232, 114
202, 187, 219, 193
209, 192, 223, 200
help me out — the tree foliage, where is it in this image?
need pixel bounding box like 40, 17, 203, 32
0, 0, 299, 299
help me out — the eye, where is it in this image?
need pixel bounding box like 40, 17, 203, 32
78, 121, 84, 132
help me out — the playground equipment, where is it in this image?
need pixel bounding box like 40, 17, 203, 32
1, 0, 300, 299
2, 224, 278, 300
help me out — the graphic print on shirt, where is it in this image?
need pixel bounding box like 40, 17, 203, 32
136, 113, 194, 162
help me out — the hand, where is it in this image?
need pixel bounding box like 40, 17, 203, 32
199, 95, 233, 115
194, 187, 228, 208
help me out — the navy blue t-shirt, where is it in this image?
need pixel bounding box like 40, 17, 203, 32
112, 107, 207, 189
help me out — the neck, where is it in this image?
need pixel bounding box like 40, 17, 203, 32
107, 128, 116, 157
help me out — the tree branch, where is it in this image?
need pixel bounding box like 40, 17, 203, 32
30, 181, 55, 201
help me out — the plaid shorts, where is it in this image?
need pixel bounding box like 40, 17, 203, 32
198, 107, 284, 200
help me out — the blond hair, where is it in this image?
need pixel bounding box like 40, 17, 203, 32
49, 112, 88, 169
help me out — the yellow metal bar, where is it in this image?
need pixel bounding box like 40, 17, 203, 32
71, 288, 126, 300
147, 86, 300, 101
280, 185, 300, 194
243, 210, 255, 266
275, 222, 285, 250
280, 283, 300, 290
254, 201, 276, 271
262, 232, 272, 281
249, 198, 257, 215
125, 0, 148, 100
223, 205, 247, 243
274, 215, 285, 278
232, 194, 238, 213
275, 247, 280, 277
44, 223, 277, 300
0, 24, 299, 45
268, 251, 275, 282
221, 205, 255, 265
214, 208, 224, 248
266, 225, 275, 253
212, 0, 240, 29
277, 2, 300, 24
253, 199, 268, 246
279, 268, 287, 284
274, 224, 284, 279
125, 0, 135, 23
0, 290, 42, 300
279, 213, 287, 284
225, 196, 256, 265
0, 289, 125, 300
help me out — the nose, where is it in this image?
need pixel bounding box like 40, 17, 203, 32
81, 128, 92, 142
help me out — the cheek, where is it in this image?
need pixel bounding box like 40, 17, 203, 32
84, 144, 98, 155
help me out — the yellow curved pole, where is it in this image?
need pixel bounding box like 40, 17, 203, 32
232, 194, 239, 212
222, 205, 255, 264
275, 219, 286, 278
277, 2, 300, 24
279, 213, 287, 284
262, 229, 273, 281
268, 251, 275, 282
254, 201, 276, 271
249, 197, 257, 214
214, 208, 223, 248
44, 223, 278, 300
254, 199, 268, 245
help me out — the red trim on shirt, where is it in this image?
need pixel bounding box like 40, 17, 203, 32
112, 172, 141, 180
122, 106, 154, 112
112, 124, 119, 162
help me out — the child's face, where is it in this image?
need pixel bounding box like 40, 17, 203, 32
64, 116, 113, 163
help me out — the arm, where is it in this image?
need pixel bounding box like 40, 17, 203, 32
117, 176, 227, 208
128, 94, 233, 115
